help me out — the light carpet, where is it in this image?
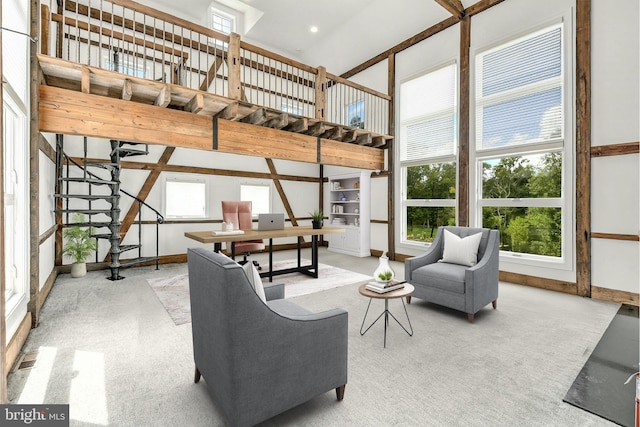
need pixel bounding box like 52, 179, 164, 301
147, 259, 371, 325
8, 264, 621, 426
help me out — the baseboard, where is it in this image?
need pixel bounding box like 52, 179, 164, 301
37, 268, 59, 312
592, 286, 639, 307
5, 313, 32, 375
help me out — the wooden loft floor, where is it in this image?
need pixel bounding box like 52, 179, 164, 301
37, 55, 389, 170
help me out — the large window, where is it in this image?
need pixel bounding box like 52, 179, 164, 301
474, 23, 570, 263
400, 63, 457, 243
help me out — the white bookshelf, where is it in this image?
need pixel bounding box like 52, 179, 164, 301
327, 171, 371, 257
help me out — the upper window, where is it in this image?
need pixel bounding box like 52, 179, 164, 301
209, 7, 235, 34
476, 25, 563, 151
474, 23, 569, 263
164, 175, 208, 219
400, 63, 458, 244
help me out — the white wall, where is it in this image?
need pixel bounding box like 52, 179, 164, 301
590, 0, 640, 294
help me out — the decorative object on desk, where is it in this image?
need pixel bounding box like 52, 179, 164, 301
222, 221, 234, 231
373, 251, 395, 283
62, 213, 98, 278
309, 209, 323, 229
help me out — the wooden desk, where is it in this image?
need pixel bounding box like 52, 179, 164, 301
185, 226, 344, 281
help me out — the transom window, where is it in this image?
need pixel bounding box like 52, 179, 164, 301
209, 8, 235, 34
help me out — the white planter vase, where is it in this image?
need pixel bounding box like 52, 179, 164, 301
70, 262, 87, 278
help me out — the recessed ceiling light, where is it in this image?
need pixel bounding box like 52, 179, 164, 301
310, 26, 318, 33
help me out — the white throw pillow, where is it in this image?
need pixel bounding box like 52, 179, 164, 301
241, 262, 266, 303
441, 229, 483, 267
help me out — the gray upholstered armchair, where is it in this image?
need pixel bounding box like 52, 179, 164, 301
404, 226, 500, 323
187, 247, 348, 427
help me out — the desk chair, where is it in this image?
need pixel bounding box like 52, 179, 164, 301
221, 200, 265, 269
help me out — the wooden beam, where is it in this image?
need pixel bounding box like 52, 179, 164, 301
109, 147, 176, 262
199, 56, 225, 92
315, 66, 327, 120
39, 86, 213, 151
80, 66, 90, 94
434, 0, 464, 18
264, 113, 289, 129
121, 78, 133, 101
576, 0, 591, 298
591, 141, 639, 157
266, 159, 300, 230
228, 33, 242, 100
458, 15, 470, 227
283, 117, 308, 133
239, 108, 267, 125
320, 125, 343, 140
387, 52, 396, 259
591, 232, 640, 242
355, 132, 372, 146
499, 271, 578, 295
341, 0, 506, 79
592, 286, 639, 307
40, 4, 50, 55
320, 138, 385, 170
5, 314, 31, 377
154, 84, 171, 107
214, 102, 239, 120
29, 0, 40, 329
305, 121, 326, 137
185, 93, 204, 114
38, 133, 56, 163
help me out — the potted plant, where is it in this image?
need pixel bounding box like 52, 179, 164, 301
309, 209, 324, 229
62, 213, 98, 278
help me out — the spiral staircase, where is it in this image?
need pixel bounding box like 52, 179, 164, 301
55, 135, 164, 280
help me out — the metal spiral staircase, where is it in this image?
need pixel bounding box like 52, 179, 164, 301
55, 135, 164, 280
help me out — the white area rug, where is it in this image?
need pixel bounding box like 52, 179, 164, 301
147, 259, 371, 325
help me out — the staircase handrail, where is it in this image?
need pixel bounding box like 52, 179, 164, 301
62, 152, 164, 224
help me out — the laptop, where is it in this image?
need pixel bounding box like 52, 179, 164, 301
257, 213, 285, 231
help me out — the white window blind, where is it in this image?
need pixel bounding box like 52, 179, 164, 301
400, 63, 457, 162
476, 25, 563, 151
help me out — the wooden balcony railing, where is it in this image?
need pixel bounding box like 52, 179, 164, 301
41, 0, 391, 137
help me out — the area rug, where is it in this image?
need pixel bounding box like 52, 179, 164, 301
147, 259, 371, 325
563, 304, 639, 426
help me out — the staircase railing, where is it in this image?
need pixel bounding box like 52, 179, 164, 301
120, 188, 164, 270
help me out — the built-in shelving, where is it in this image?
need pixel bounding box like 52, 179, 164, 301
327, 171, 371, 257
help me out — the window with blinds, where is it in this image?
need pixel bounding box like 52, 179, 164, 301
474, 22, 571, 262
400, 63, 457, 162
476, 25, 563, 151
399, 63, 458, 244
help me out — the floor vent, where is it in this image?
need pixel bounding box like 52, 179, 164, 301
13, 351, 38, 372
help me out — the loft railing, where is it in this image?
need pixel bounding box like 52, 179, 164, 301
40, 0, 391, 136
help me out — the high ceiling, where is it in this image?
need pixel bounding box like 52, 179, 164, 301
149, 0, 474, 60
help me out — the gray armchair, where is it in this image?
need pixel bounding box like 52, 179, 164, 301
404, 226, 499, 323
187, 247, 348, 427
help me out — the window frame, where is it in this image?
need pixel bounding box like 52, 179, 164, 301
398, 61, 459, 248
208, 7, 236, 35
162, 173, 210, 220
470, 16, 574, 272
